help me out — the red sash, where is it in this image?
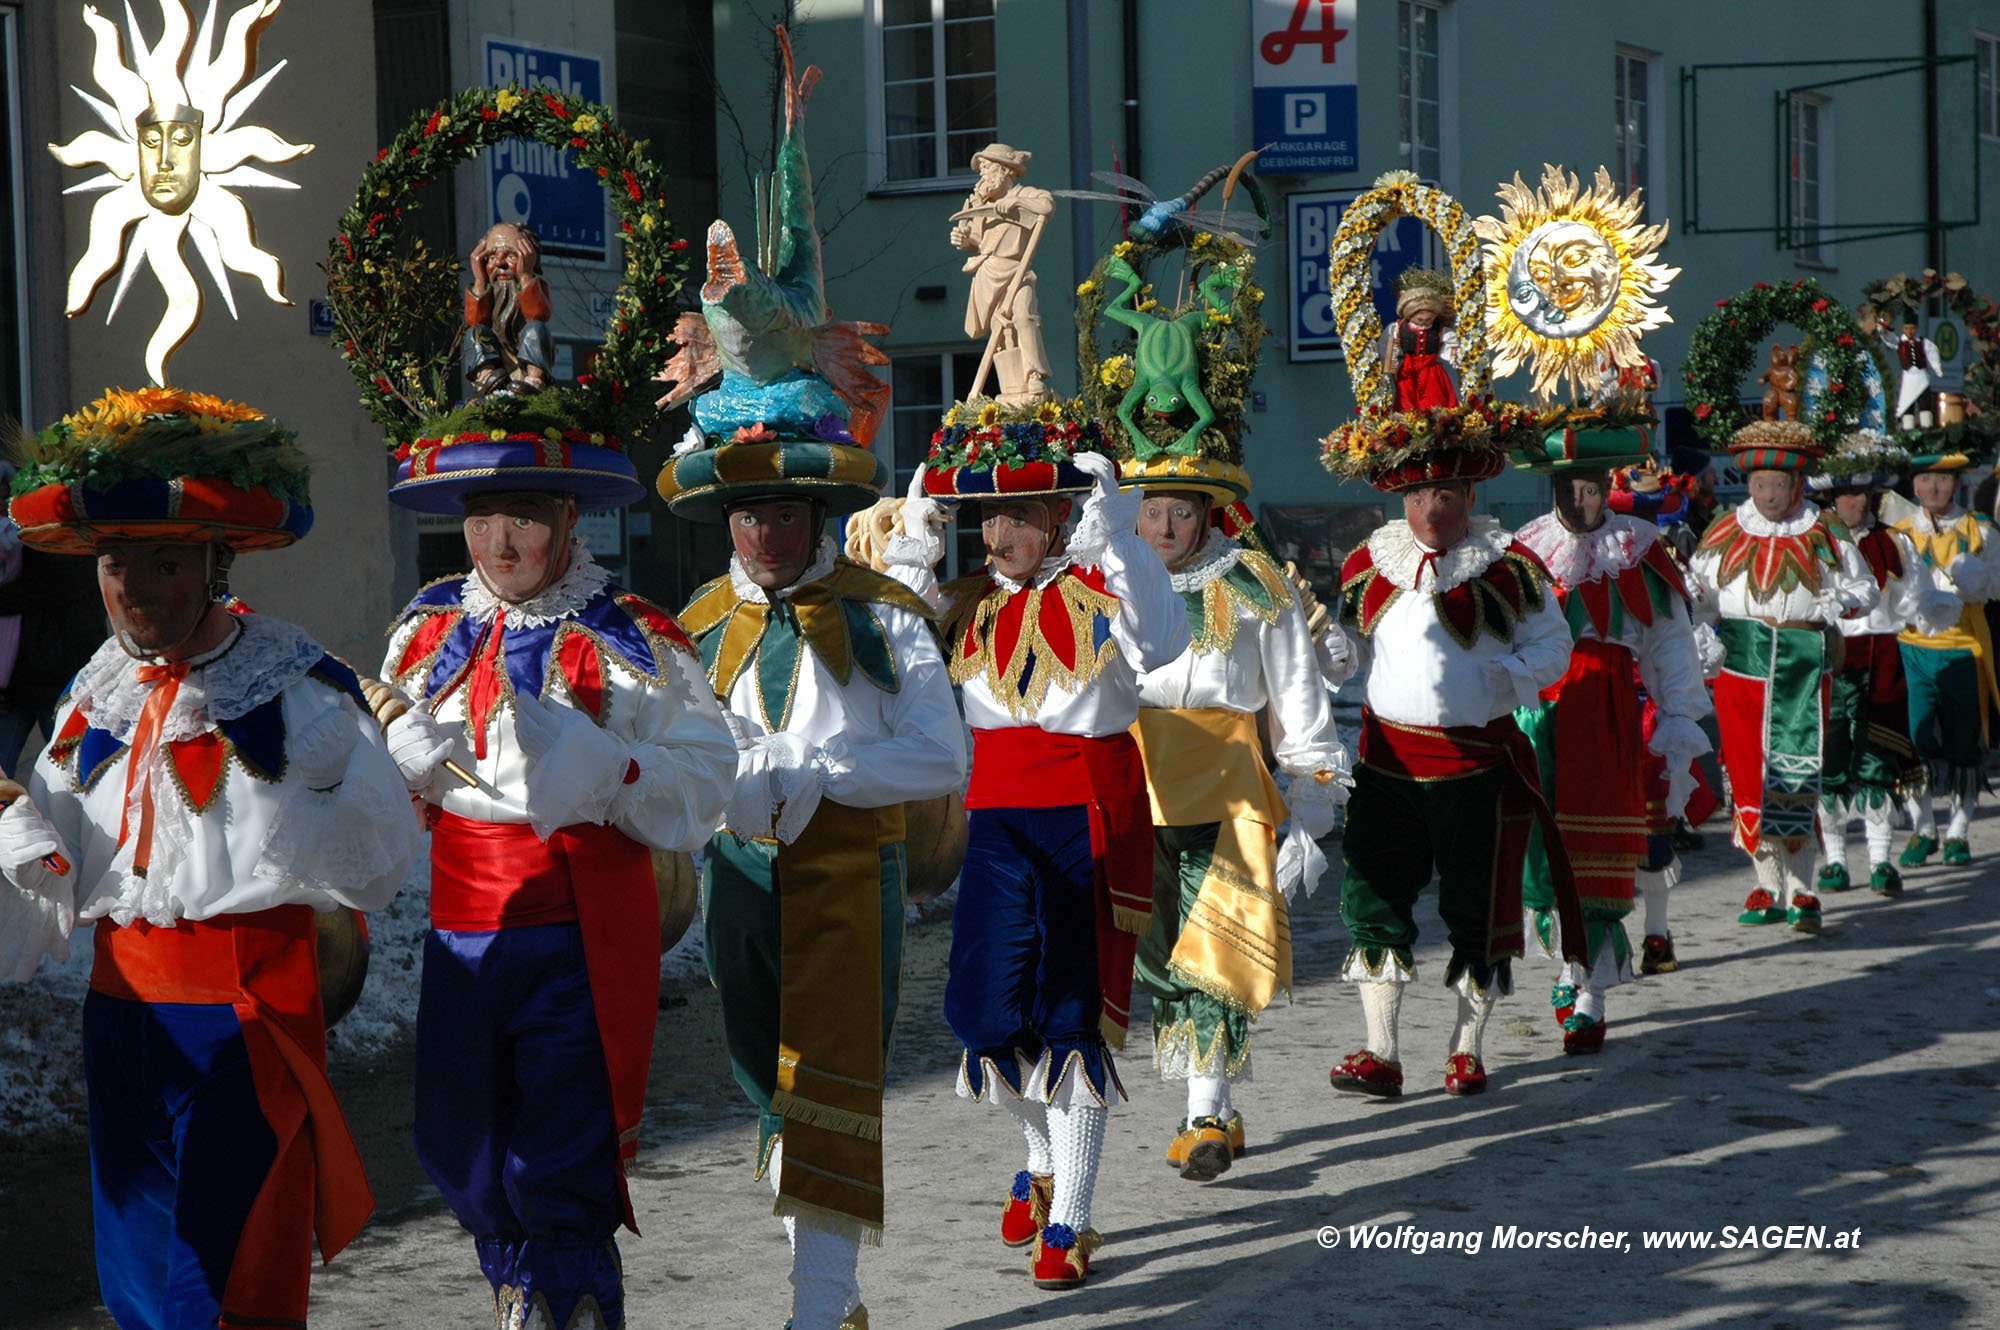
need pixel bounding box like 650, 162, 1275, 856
1544, 639, 1647, 908
91, 906, 372, 1326
429, 812, 658, 1232
1359, 709, 1588, 966
966, 726, 1151, 1043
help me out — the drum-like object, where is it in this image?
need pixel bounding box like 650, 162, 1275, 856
654, 849, 701, 953
316, 907, 371, 1029
903, 790, 969, 904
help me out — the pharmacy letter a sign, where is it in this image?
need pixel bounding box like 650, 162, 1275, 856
1253, 0, 1358, 175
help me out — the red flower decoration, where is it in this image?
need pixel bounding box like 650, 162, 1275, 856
480, 107, 498, 121
1836, 334, 1855, 347
622, 170, 643, 202
375, 147, 390, 162
571, 136, 588, 148
423, 110, 443, 137
542, 93, 568, 116
669, 238, 689, 252
1811, 298, 1830, 313
1830, 381, 1846, 394
1695, 403, 1713, 420
1753, 281, 1771, 290
1715, 299, 1730, 308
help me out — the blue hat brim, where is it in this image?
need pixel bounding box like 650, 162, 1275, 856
389, 441, 645, 515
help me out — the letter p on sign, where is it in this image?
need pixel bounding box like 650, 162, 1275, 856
1285, 92, 1328, 135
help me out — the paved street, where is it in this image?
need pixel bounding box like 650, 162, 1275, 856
10, 821, 2000, 1330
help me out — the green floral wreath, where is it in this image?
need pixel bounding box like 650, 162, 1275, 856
1683, 278, 1869, 451
1074, 229, 1266, 464
1859, 269, 2000, 449
323, 86, 689, 450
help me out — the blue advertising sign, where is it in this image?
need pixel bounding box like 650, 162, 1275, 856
1286, 189, 1434, 363
484, 37, 608, 262
1252, 0, 1359, 175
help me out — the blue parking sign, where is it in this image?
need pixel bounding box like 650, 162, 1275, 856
484, 38, 609, 263
1286, 190, 1434, 363
1252, 0, 1359, 175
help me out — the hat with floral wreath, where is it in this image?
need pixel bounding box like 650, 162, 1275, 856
1319, 172, 1539, 493
1808, 429, 1911, 492
9, 387, 313, 556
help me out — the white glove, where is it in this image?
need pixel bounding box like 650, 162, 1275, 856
1692, 623, 1727, 679
293, 706, 360, 792
1285, 772, 1346, 841
514, 690, 632, 839
385, 708, 455, 792
1314, 624, 1353, 685
1073, 450, 1142, 535
901, 466, 944, 539
1943, 554, 1982, 600
1664, 762, 1699, 823
1274, 823, 1329, 903
727, 732, 825, 843
0, 796, 66, 878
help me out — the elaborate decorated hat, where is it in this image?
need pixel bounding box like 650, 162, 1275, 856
1320, 172, 1539, 494
1071, 180, 1267, 504
387, 392, 645, 515
1607, 458, 1694, 525
1727, 418, 1827, 475
922, 397, 1103, 498
1808, 429, 1911, 492
1511, 422, 1655, 475
9, 388, 312, 556
655, 28, 892, 523
323, 36, 694, 518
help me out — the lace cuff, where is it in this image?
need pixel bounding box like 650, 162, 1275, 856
254, 766, 413, 909
1646, 714, 1712, 768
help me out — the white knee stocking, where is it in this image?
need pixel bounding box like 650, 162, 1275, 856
789, 1218, 861, 1330
1357, 980, 1404, 1062
1638, 860, 1675, 936
1753, 845, 1784, 895
999, 1093, 1053, 1175
1909, 791, 1936, 839
1818, 802, 1847, 867
1449, 976, 1497, 1060
1947, 791, 1973, 841
1573, 936, 1623, 1022
1864, 801, 1896, 865
1046, 1100, 1106, 1233
1186, 1072, 1227, 1122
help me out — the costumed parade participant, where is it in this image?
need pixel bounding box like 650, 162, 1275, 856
1683, 279, 1881, 932
1076, 204, 1349, 1177
654, 32, 966, 1330
0, 390, 422, 1330
888, 254, 1189, 1281
1808, 433, 1957, 894
1319, 172, 1579, 1099
1480, 164, 1709, 1047
328, 73, 735, 1330
1890, 444, 2000, 866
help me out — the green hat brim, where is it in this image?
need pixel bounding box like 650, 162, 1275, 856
1510, 425, 1654, 475
658, 440, 887, 523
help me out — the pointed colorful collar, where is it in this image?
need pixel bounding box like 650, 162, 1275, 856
1181, 546, 1291, 654
1697, 509, 1843, 599
1340, 537, 1550, 648
944, 565, 1120, 716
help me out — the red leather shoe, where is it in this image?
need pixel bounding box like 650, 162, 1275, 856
1562, 1015, 1607, 1055
1030, 1224, 1102, 1289
999, 1170, 1051, 1248
1330, 1049, 1403, 1097
1443, 1052, 1487, 1095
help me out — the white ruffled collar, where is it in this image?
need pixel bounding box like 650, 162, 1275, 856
1513, 512, 1655, 589
71, 612, 325, 744
1366, 516, 1514, 593
462, 539, 610, 627
1167, 535, 1242, 592
991, 550, 1075, 594
1734, 497, 1822, 539
729, 536, 839, 605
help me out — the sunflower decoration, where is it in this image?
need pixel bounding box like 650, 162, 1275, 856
48, 0, 315, 386
1475, 164, 1677, 414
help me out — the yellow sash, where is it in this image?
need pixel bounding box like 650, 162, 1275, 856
1896, 512, 2000, 743
1130, 707, 1291, 1015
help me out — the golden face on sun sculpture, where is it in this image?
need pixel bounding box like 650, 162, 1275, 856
47, 0, 315, 385
1474, 163, 1677, 402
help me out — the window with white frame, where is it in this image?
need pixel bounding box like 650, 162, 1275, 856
1789, 92, 1832, 266
1979, 31, 1998, 140
872, 0, 996, 188
888, 349, 984, 576
1614, 46, 1660, 222
1396, 0, 1442, 181
0, 9, 27, 422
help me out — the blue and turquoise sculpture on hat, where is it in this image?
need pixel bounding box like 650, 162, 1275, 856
654, 29, 891, 523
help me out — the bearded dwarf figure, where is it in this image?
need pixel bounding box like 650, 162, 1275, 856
1510, 436, 1710, 1054
1688, 421, 1878, 932
1, 392, 422, 1330
464, 222, 557, 398
951, 143, 1055, 404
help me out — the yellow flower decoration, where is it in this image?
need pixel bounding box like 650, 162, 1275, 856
1035, 400, 1064, 424
640, 213, 657, 233
572, 113, 602, 134
489, 428, 509, 441
1113, 241, 1134, 258
944, 405, 962, 427
1076, 280, 1097, 296
977, 403, 1001, 427
495, 89, 523, 113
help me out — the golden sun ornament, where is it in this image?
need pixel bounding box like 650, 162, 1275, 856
48, 0, 314, 385
1474, 163, 1677, 403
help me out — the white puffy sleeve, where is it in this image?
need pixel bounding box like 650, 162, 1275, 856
1099, 530, 1193, 673
819, 605, 968, 808
1259, 590, 1348, 780
601, 651, 739, 853
1633, 599, 1714, 769
0, 722, 84, 980
1819, 536, 1881, 622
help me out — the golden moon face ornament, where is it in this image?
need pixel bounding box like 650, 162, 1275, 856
48, 0, 315, 385
1475, 164, 1678, 402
